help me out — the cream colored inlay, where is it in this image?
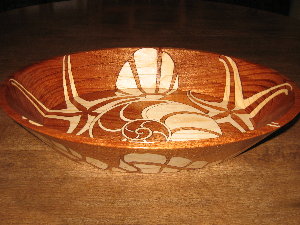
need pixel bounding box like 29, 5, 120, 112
69, 148, 82, 159
124, 153, 167, 164
267, 122, 280, 128
51, 140, 68, 152
186, 161, 208, 169
188, 55, 292, 133
28, 120, 43, 126
119, 159, 138, 172
159, 52, 175, 92
10, 48, 292, 143
165, 113, 221, 133
167, 157, 192, 167
117, 62, 139, 91
133, 164, 161, 173
170, 130, 219, 141
134, 48, 158, 92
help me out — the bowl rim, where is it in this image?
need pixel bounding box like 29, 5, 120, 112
0, 47, 299, 150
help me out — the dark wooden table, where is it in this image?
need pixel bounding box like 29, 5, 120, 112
0, 1, 299, 224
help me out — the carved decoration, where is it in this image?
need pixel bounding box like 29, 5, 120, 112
0, 48, 298, 173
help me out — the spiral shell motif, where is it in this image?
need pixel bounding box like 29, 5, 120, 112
121, 119, 171, 142
116, 48, 178, 97
10, 48, 292, 143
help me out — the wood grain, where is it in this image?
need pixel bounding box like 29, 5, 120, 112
1, 47, 298, 173
0, 0, 299, 224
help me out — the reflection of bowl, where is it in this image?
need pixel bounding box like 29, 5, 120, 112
0, 48, 299, 173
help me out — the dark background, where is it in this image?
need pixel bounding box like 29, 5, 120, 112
0, 0, 293, 15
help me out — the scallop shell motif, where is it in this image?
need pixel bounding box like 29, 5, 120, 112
10, 48, 293, 143
116, 48, 179, 98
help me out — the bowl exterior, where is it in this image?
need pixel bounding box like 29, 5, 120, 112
26, 127, 269, 173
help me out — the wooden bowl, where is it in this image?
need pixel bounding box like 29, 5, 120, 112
0, 48, 299, 173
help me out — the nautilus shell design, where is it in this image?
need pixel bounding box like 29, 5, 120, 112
10, 48, 292, 143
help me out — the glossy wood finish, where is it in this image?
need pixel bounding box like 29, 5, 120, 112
0, 0, 300, 224
1, 47, 299, 173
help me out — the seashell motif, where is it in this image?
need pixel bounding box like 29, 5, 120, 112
4, 47, 297, 173
121, 119, 171, 143
9, 48, 293, 143
141, 102, 222, 141
116, 48, 178, 98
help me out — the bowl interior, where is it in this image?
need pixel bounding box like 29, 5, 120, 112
4, 48, 296, 144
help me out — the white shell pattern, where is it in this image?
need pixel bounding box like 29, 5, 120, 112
10, 48, 292, 143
